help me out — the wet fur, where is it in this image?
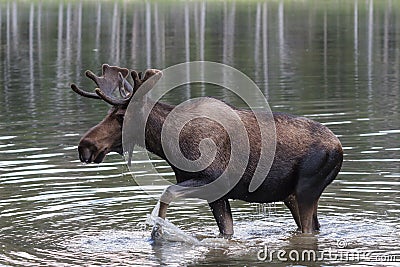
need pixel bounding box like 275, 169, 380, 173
142, 98, 342, 202
139, 97, 343, 235
79, 95, 343, 235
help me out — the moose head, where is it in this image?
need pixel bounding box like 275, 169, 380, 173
70, 64, 160, 163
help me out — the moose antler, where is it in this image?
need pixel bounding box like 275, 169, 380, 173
94, 69, 161, 106
71, 64, 162, 106
71, 64, 130, 102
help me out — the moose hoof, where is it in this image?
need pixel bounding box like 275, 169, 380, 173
151, 224, 163, 240
218, 233, 233, 239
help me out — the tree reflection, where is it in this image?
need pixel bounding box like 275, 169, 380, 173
0, 0, 398, 120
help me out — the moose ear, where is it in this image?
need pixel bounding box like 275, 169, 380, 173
140, 69, 162, 94
142, 69, 162, 82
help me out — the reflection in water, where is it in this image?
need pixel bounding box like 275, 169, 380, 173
2, 1, 398, 107
0, 1, 399, 266
354, 0, 358, 90
28, 3, 35, 114
222, 2, 235, 66
367, 0, 373, 98
262, 3, 269, 95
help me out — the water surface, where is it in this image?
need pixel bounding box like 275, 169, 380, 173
0, 1, 399, 266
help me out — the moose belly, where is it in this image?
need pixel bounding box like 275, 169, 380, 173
227, 167, 297, 204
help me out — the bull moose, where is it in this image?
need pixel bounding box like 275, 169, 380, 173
70, 64, 343, 238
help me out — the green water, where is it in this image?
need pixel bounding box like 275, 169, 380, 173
0, 1, 399, 266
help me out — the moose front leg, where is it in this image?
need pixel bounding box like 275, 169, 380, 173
209, 199, 233, 238
151, 179, 209, 240
150, 201, 168, 240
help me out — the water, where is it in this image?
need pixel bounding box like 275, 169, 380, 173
0, 1, 399, 266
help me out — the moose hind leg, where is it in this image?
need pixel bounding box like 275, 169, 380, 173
296, 198, 315, 234
295, 170, 326, 234
209, 199, 233, 238
313, 200, 320, 231
284, 194, 301, 230
296, 149, 342, 233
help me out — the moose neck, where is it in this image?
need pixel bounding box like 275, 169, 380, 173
142, 98, 174, 160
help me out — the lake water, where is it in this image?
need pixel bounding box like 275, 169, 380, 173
0, 1, 399, 266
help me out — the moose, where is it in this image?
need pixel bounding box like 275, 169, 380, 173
70, 64, 343, 238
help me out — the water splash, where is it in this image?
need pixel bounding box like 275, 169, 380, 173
146, 202, 230, 248
146, 202, 202, 245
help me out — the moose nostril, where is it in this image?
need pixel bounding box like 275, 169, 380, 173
78, 144, 95, 163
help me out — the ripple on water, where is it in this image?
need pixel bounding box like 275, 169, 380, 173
64, 229, 212, 266
66, 230, 152, 253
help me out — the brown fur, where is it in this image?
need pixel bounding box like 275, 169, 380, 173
72, 67, 343, 237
